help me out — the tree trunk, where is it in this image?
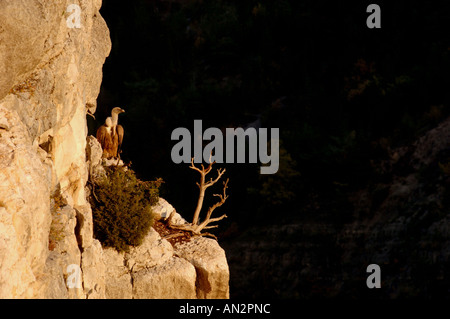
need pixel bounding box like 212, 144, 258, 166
192, 175, 205, 225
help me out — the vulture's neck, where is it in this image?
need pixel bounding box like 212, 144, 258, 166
111, 113, 119, 126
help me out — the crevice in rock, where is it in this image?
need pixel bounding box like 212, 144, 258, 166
193, 265, 212, 299
74, 208, 85, 253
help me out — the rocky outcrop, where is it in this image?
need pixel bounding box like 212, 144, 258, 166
100, 202, 229, 299
0, 0, 229, 299
175, 237, 230, 299
132, 257, 197, 299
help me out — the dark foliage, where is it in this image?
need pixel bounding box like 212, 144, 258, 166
90, 166, 163, 252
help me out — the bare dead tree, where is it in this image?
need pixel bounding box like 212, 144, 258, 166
167, 157, 229, 239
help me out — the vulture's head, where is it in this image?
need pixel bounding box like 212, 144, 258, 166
111, 107, 125, 115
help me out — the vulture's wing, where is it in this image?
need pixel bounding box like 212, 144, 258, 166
96, 125, 107, 148
116, 124, 124, 155
96, 125, 113, 158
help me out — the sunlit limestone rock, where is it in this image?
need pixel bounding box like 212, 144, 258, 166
153, 197, 187, 226
0, 106, 52, 298
132, 257, 197, 299
175, 237, 230, 299
81, 239, 106, 299
125, 228, 174, 272
102, 248, 133, 299
86, 135, 105, 180
0, 0, 110, 298
48, 205, 84, 299
102, 227, 196, 299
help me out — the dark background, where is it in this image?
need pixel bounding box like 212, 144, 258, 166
93, 0, 450, 298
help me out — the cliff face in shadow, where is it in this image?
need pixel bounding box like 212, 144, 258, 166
222, 116, 450, 299
337, 116, 450, 298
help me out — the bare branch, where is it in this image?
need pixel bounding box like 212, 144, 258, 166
208, 152, 213, 165
204, 160, 215, 175
195, 179, 229, 233
200, 232, 218, 240
168, 160, 229, 239
205, 214, 227, 224
204, 168, 226, 188
202, 225, 219, 230
169, 223, 198, 233
162, 232, 185, 240
189, 157, 203, 174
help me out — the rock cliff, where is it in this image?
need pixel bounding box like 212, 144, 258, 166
0, 0, 229, 299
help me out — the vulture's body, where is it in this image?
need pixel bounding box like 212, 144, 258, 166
96, 107, 125, 159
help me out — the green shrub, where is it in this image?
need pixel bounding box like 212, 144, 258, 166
90, 166, 163, 252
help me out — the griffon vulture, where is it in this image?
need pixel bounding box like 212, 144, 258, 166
96, 107, 125, 159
